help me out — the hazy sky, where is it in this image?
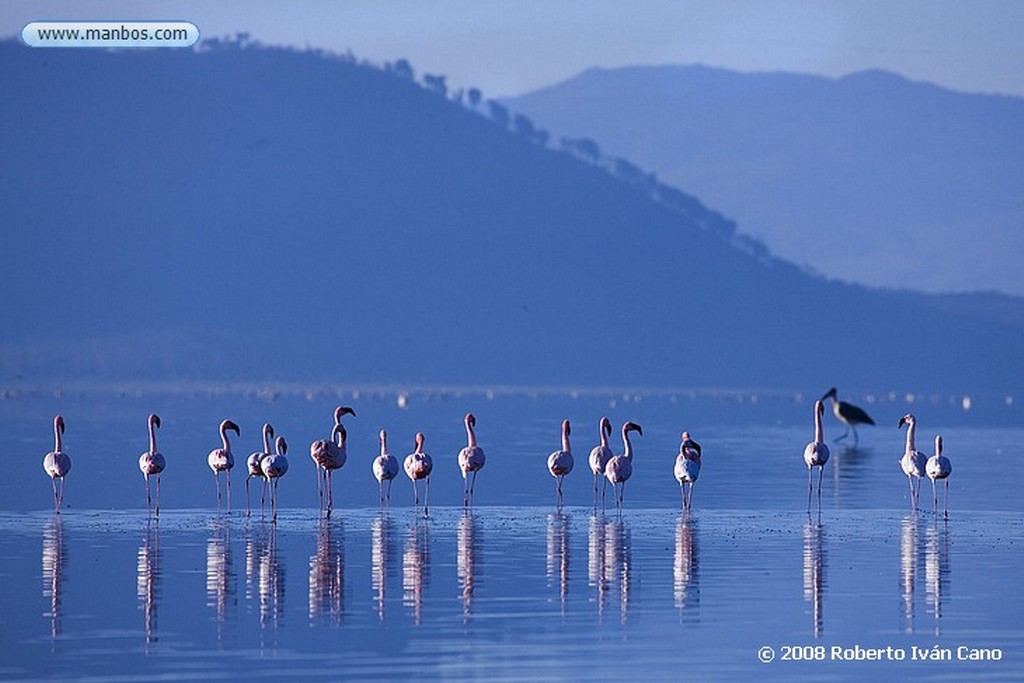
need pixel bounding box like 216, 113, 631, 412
5, 1, 1024, 98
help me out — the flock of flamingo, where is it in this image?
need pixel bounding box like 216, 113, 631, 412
40, 387, 954, 519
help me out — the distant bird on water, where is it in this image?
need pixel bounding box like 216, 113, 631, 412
605, 421, 643, 511
820, 387, 875, 446
925, 434, 953, 518
458, 413, 486, 507
404, 432, 433, 516
138, 413, 166, 516
372, 429, 399, 507
898, 413, 928, 509
588, 417, 614, 507
674, 431, 702, 512
207, 419, 240, 513
310, 406, 355, 517
42, 415, 72, 513
547, 419, 574, 509
803, 400, 830, 512
261, 435, 289, 521
245, 423, 274, 517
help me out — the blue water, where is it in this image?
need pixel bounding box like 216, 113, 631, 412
1, 386, 1022, 680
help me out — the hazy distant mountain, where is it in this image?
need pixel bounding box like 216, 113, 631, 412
2, 42, 1022, 395
504, 65, 1024, 296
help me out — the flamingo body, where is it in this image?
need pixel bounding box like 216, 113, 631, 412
898, 413, 928, 509
588, 417, 614, 505
261, 435, 289, 520
804, 401, 830, 512
311, 406, 355, 516
208, 419, 240, 512
925, 434, 953, 518
605, 421, 643, 510
404, 432, 433, 515
372, 429, 400, 506
138, 413, 165, 515
547, 419, 574, 508
674, 431, 702, 511
458, 413, 486, 507
43, 415, 71, 512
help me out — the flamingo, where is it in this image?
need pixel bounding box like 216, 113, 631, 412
604, 421, 643, 511
310, 406, 355, 516
261, 435, 289, 521
138, 413, 166, 516
898, 414, 928, 509
674, 431, 702, 512
803, 400, 830, 512
588, 417, 614, 506
245, 423, 274, 517
925, 434, 953, 518
42, 415, 72, 513
547, 419, 574, 509
404, 432, 433, 516
207, 419, 240, 513
372, 429, 399, 507
458, 413, 486, 507
821, 387, 875, 445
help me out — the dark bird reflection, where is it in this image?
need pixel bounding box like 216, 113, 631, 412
206, 518, 236, 647
402, 517, 430, 625
371, 514, 397, 622
546, 512, 570, 616
309, 518, 346, 626
457, 512, 479, 623
42, 515, 67, 650
136, 518, 161, 651
924, 520, 951, 636
899, 515, 919, 633
673, 514, 700, 619
802, 516, 826, 638
588, 513, 631, 625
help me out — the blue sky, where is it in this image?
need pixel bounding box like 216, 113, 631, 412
5, 0, 1024, 98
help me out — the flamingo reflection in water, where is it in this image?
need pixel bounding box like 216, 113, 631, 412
403, 517, 430, 625
546, 511, 570, 616
924, 519, 951, 636
137, 517, 162, 650
673, 515, 700, 618
899, 515, 919, 633
371, 514, 397, 621
309, 519, 346, 626
206, 519, 235, 646
457, 512, 479, 622
42, 515, 67, 649
257, 523, 285, 631
802, 516, 826, 638
588, 513, 631, 624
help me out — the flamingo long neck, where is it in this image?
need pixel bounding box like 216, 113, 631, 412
335, 425, 347, 448
415, 435, 424, 454
380, 432, 388, 456
562, 424, 571, 453
149, 419, 158, 453
466, 421, 477, 449
263, 426, 273, 453
814, 408, 824, 443
599, 422, 609, 448
54, 419, 63, 452
905, 420, 916, 453
623, 428, 634, 461
220, 423, 231, 450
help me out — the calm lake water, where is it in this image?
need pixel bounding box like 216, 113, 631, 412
1, 385, 1022, 680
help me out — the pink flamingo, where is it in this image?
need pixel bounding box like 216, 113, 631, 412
310, 406, 355, 516
803, 400, 830, 512
458, 413, 486, 507
588, 417, 613, 506
898, 413, 928, 509
207, 419, 240, 513
261, 435, 289, 521
926, 435, 953, 518
138, 413, 166, 515
604, 422, 643, 511
372, 430, 399, 507
42, 415, 72, 513
547, 419, 574, 508
245, 423, 274, 516
673, 431, 702, 511
404, 432, 433, 516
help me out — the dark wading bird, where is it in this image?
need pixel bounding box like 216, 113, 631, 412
803, 401, 830, 513
138, 414, 166, 515
43, 415, 72, 513
820, 387, 875, 446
